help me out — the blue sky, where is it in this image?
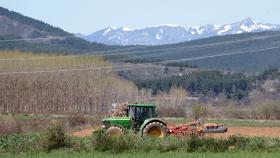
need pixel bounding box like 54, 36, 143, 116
1, 0, 279, 34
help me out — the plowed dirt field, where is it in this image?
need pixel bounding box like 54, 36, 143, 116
210, 127, 280, 138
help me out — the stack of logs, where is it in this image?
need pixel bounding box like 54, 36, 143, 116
110, 102, 129, 117
110, 102, 137, 117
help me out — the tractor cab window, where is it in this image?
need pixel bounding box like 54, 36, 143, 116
128, 105, 157, 130
136, 107, 155, 125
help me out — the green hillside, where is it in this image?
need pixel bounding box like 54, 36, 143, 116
0, 7, 114, 54
108, 31, 280, 72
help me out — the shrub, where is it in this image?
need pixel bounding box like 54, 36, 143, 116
137, 136, 181, 153
185, 135, 202, 152
247, 137, 267, 151
0, 133, 42, 153
201, 137, 229, 152
92, 130, 136, 153
91, 129, 112, 152
42, 122, 66, 152
227, 135, 250, 150
68, 137, 91, 153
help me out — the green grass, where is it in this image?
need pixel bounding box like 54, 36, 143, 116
164, 118, 280, 127
1, 150, 280, 158
0, 114, 60, 122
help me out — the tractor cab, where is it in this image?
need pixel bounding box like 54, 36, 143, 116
127, 104, 157, 130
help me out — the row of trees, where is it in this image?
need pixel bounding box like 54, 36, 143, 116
0, 51, 143, 114
134, 68, 280, 100
135, 71, 251, 100
156, 93, 280, 120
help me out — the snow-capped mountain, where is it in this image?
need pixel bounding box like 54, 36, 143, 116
77, 18, 280, 45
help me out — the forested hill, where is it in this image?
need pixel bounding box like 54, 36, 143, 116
0, 6, 114, 53
108, 31, 280, 73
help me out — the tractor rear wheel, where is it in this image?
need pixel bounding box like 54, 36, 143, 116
142, 122, 167, 138
105, 126, 124, 137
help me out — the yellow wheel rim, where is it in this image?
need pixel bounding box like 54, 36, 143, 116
147, 127, 163, 138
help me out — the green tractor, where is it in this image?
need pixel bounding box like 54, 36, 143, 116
102, 104, 167, 138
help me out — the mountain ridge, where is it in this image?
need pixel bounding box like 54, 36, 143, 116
0, 6, 113, 53
77, 18, 280, 46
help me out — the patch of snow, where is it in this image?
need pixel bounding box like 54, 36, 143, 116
198, 28, 204, 34
161, 24, 180, 27
194, 26, 204, 34
122, 27, 134, 31
214, 25, 221, 30
237, 30, 243, 34
218, 25, 232, 35
184, 26, 190, 31
156, 34, 161, 40
156, 28, 164, 40
146, 24, 181, 29
103, 28, 112, 35
240, 24, 254, 32
258, 24, 273, 30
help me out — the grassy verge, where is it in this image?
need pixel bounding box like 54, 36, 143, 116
1, 150, 280, 158
0, 114, 102, 136
0, 114, 101, 122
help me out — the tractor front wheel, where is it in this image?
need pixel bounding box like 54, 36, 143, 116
105, 126, 124, 137
142, 122, 167, 138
